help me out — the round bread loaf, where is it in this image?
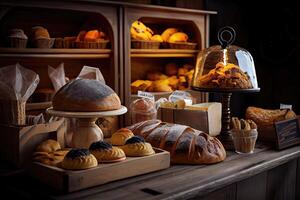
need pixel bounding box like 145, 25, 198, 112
52, 79, 121, 112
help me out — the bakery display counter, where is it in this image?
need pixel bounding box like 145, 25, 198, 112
2, 144, 300, 200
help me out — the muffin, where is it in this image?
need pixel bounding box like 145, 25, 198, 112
8, 29, 28, 48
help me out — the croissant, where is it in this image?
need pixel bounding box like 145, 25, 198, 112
128, 120, 226, 164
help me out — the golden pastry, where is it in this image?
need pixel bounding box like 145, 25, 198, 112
33, 150, 66, 167
120, 136, 155, 157
131, 80, 152, 94
32, 26, 50, 39
89, 141, 126, 163
35, 139, 61, 153
168, 32, 188, 43
111, 128, 134, 146
131, 21, 153, 40
167, 76, 179, 90
151, 35, 163, 42
147, 80, 173, 92
177, 68, 189, 76
161, 28, 178, 42
61, 149, 98, 170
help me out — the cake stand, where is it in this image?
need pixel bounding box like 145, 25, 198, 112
46, 106, 127, 148
192, 87, 260, 149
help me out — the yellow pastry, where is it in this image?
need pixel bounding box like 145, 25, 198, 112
161, 28, 178, 42
90, 141, 126, 163
61, 149, 98, 170
151, 35, 163, 42
131, 80, 152, 94
111, 128, 134, 146
35, 139, 61, 153
168, 32, 188, 43
120, 136, 155, 157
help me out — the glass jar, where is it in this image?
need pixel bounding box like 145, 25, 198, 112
230, 129, 258, 154
130, 98, 157, 124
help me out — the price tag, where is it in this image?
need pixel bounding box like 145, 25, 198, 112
280, 103, 292, 110
274, 118, 300, 150
169, 90, 192, 105
137, 91, 155, 101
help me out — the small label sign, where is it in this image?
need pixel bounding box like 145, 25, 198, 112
137, 91, 155, 101
274, 118, 300, 150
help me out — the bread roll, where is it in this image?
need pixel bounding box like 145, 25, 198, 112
53, 79, 121, 112
128, 120, 226, 164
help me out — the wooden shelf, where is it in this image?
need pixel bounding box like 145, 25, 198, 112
130, 49, 199, 58
0, 48, 112, 59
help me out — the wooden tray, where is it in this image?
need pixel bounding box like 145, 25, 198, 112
29, 148, 170, 193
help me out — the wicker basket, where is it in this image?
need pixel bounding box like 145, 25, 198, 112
131, 40, 161, 49
0, 100, 26, 125
75, 40, 109, 49
9, 37, 28, 48
33, 37, 55, 48
168, 42, 197, 50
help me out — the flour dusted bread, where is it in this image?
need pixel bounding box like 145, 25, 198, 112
53, 79, 121, 112
128, 120, 226, 164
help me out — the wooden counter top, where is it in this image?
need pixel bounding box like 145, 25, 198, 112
1, 144, 300, 200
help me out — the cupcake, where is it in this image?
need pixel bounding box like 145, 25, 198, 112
8, 29, 28, 48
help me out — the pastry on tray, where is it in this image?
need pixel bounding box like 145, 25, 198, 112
35, 139, 61, 153
111, 128, 134, 146
89, 141, 126, 163
120, 136, 155, 157
198, 62, 253, 89
61, 148, 98, 170
52, 79, 121, 112
131, 80, 152, 94
33, 139, 70, 167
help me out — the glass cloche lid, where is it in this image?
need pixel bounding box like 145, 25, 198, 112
192, 26, 259, 91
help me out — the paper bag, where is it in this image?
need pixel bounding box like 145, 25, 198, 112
77, 65, 105, 84
48, 63, 66, 92
0, 63, 39, 125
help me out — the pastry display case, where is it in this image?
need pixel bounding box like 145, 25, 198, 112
192, 26, 260, 149
123, 4, 216, 125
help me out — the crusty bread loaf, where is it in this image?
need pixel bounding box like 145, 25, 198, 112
128, 120, 226, 164
245, 106, 296, 126
53, 79, 121, 112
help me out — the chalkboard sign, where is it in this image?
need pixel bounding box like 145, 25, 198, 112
274, 118, 300, 150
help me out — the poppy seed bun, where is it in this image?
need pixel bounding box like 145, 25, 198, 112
52, 79, 121, 112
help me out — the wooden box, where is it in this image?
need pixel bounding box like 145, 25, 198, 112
158, 102, 222, 136
29, 148, 170, 193
0, 118, 66, 168
257, 116, 300, 145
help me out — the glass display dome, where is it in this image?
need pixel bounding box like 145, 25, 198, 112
192, 27, 259, 91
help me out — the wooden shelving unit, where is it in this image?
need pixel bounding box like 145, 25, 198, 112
130, 49, 199, 58
0, 48, 112, 59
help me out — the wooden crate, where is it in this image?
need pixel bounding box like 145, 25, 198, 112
29, 148, 170, 193
157, 102, 222, 136
257, 116, 300, 145
0, 118, 66, 168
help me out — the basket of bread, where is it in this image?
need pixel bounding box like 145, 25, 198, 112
131, 20, 162, 49
74, 29, 109, 49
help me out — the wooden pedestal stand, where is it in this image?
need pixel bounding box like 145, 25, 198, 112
192, 87, 260, 150
47, 106, 127, 148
